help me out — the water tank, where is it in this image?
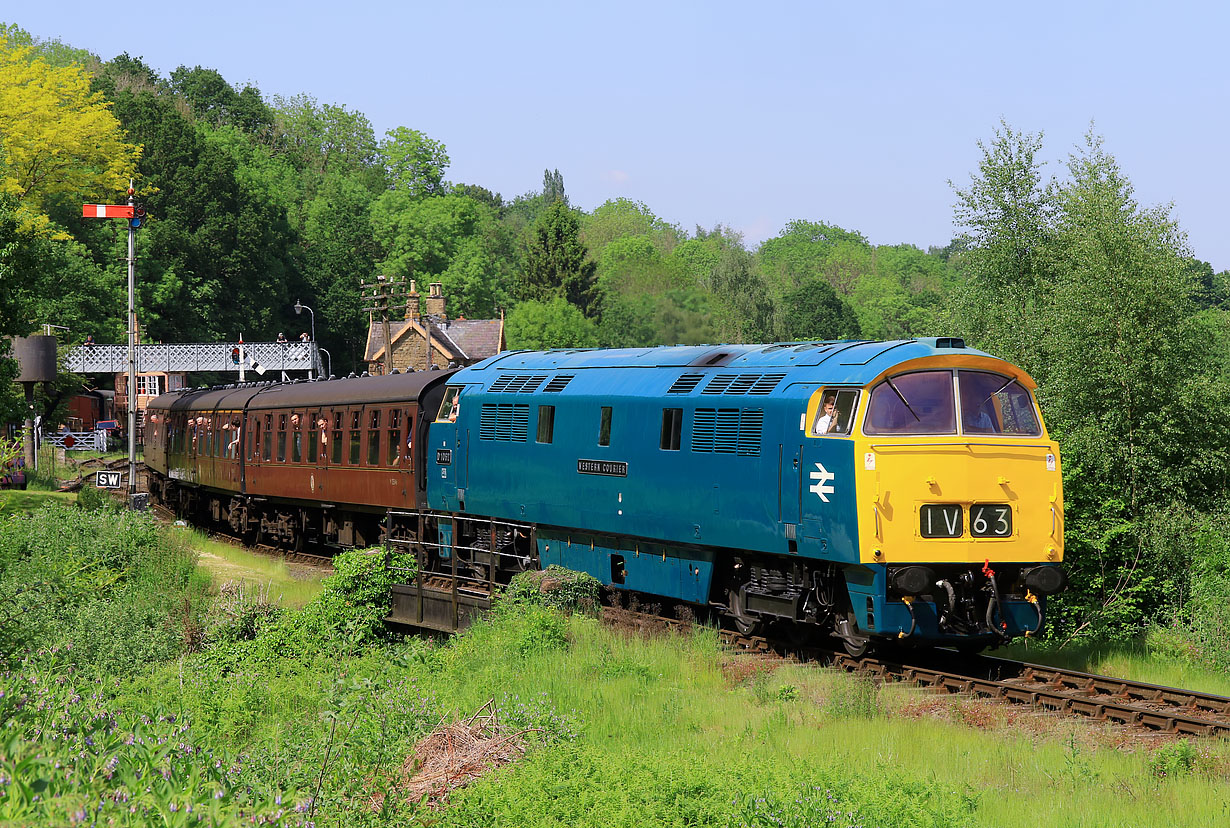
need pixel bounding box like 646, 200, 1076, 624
11, 336, 57, 383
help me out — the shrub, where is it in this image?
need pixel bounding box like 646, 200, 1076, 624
505, 565, 601, 615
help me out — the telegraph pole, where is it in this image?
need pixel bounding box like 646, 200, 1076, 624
360, 275, 407, 375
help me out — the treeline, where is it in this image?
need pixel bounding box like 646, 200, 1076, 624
2, 25, 1230, 657
0, 24, 954, 375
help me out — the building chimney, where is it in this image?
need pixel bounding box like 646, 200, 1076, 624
405, 279, 420, 321
425, 282, 447, 321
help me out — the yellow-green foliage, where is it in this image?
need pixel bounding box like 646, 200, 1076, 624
0, 33, 140, 236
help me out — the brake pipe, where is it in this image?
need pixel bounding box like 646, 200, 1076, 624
898, 595, 918, 639
1023, 590, 1043, 637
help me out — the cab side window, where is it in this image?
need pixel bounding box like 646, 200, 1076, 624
810, 388, 860, 436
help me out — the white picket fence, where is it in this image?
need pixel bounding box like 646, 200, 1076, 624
40, 430, 109, 452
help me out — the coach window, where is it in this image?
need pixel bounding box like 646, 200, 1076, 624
368, 410, 382, 465
864, 371, 956, 435
291, 413, 303, 462
349, 411, 361, 465
228, 416, 242, 459
660, 408, 682, 451
406, 410, 416, 471
307, 415, 318, 463
262, 414, 274, 460
277, 414, 288, 462
387, 409, 401, 466
331, 412, 343, 465
536, 405, 555, 444
598, 406, 612, 446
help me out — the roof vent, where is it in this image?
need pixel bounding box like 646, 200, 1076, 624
543, 374, 574, 393
936, 337, 966, 349
667, 373, 704, 394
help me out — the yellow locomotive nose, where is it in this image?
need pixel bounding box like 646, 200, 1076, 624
846, 357, 1064, 568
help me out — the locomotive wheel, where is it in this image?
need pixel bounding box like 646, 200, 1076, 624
838, 612, 872, 657
727, 587, 761, 636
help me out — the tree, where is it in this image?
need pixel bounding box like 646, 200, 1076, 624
168, 65, 273, 134
950, 123, 1230, 640
519, 200, 598, 316
582, 198, 680, 260
380, 127, 450, 197
0, 34, 140, 236
949, 120, 1058, 372
504, 297, 598, 349
776, 277, 861, 341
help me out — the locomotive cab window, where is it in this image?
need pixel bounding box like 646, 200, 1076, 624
864, 370, 956, 435
437, 386, 461, 422
808, 388, 859, 436
957, 371, 1041, 436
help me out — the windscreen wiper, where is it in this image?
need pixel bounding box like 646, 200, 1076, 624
886, 377, 921, 422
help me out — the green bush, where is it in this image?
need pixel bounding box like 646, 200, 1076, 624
196, 546, 417, 672
76, 483, 117, 512
0, 503, 205, 670
505, 565, 601, 615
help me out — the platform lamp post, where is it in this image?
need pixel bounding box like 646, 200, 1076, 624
293, 300, 316, 378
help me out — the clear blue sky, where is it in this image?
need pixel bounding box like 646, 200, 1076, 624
11, 2, 1230, 270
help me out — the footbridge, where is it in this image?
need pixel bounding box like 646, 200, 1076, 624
66, 341, 324, 376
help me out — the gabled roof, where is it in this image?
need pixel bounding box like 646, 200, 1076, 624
365, 317, 504, 364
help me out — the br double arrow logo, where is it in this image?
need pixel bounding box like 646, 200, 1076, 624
809, 462, 835, 502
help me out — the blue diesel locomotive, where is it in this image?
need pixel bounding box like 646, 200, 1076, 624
424, 338, 1066, 652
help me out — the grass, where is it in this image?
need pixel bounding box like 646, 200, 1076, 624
0, 487, 76, 515
174, 526, 326, 608
5, 508, 1228, 827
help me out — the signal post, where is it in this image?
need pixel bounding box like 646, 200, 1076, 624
82, 187, 146, 504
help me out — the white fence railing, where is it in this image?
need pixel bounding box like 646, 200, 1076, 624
40, 430, 109, 452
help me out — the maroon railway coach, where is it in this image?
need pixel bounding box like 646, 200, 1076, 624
145, 372, 455, 549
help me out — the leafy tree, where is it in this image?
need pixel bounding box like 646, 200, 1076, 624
776, 276, 861, 341
519, 200, 598, 316
505, 297, 598, 349
379, 127, 449, 197
951, 123, 1230, 640
709, 245, 774, 343
371, 191, 514, 318
0, 34, 140, 237
168, 65, 273, 134
302, 174, 379, 368
270, 94, 383, 194
582, 198, 680, 260
542, 168, 567, 206
949, 120, 1058, 370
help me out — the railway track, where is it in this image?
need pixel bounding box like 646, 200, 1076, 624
149, 502, 335, 569
601, 606, 1230, 738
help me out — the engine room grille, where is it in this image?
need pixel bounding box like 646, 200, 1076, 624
667, 373, 704, 394
701, 372, 786, 396
691, 408, 764, 456
488, 374, 547, 394
543, 374, 574, 393
479, 403, 529, 441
